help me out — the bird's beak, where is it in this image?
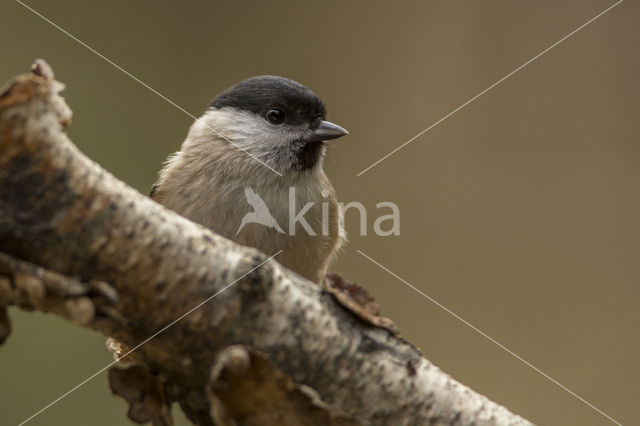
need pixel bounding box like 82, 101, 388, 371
312, 120, 349, 141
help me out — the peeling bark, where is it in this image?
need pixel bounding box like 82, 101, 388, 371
0, 61, 533, 426
109, 365, 173, 426
207, 345, 365, 426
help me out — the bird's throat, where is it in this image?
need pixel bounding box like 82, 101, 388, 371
292, 139, 324, 172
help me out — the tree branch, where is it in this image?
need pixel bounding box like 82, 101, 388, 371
0, 60, 533, 426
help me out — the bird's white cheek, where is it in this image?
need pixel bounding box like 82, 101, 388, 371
237, 121, 286, 150
236, 121, 308, 153
207, 109, 290, 149
185, 108, 311, 171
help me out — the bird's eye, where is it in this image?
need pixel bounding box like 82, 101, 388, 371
265, 108, 286, 125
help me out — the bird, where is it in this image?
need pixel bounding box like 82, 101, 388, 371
150, 75, 348, 283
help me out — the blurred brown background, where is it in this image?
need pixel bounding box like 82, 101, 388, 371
0, 1, 637, 425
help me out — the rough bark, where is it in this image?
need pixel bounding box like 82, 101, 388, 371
0, 60, 533, 426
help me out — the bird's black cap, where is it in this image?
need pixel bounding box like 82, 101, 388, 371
208, 75, 327, 126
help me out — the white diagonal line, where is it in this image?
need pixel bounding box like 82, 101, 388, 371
356, 0, 624, 176
18, 250, 282, 426
356, 249, 622, 425
15, 0, 283, 177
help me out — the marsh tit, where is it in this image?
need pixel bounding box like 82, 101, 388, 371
151, 76, 348, 283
